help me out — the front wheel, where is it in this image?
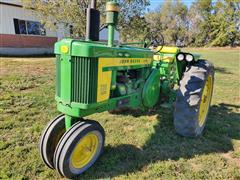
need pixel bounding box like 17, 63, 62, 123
39, 114, 65, 169
53, 120, 105, 179
174, 60, 214, 137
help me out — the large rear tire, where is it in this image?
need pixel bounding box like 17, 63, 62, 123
174, 60, 214, 137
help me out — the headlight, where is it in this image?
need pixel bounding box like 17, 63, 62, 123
186, 54, 194, 62
177, 53, 185, 61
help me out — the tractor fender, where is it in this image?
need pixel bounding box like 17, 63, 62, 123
142, 68, 161, 108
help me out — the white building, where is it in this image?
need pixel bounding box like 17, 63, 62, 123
0, 0, 119, 56
0, 0, 68, 55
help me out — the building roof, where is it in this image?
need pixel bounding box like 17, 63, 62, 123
0, 0, 23, 7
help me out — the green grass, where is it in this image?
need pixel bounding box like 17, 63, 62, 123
0, 50, 239, 179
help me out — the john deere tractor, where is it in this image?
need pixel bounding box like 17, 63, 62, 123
39, 0, 214, 179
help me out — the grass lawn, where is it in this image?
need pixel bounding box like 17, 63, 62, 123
0, 49, 239, 179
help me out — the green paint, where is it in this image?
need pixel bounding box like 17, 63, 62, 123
57, 93, 142, 117
52, 1, 203, 130
106, 1, 119, 47
54, 38, 202, 129
65, 115, 73, 130
142, 69, 161, 108
60, 55, 71, 105
55, 39, 153, 58
102, 64, 151, 71
108, 24, 114, 47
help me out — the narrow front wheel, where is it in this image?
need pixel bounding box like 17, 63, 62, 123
53, 120, 105, 179
39, 114, 66, 169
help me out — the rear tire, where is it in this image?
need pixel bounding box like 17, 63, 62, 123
174, 60, 214, 137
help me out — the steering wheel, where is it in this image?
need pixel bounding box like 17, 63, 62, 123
144, 31, 164, 53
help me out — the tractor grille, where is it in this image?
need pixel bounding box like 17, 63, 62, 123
71, 57, 98, 104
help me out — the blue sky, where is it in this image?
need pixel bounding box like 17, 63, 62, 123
149, 0, 195, 10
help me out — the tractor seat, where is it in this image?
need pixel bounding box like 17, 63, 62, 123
156, 46, 179, 54
153, 46, 179, 63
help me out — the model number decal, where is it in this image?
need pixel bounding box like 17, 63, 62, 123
120, 59, 140, 64
119, 59, 150, 65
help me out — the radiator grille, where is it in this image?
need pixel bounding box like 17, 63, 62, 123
71, 57, 98, 104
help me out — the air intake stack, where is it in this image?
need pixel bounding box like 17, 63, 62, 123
106, 0, 120, 47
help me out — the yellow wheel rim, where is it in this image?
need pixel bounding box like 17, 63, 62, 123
198, 75, 213, 127
71, 132, 99, 169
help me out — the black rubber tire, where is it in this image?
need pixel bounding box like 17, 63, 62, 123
174, 60, 214, 137
53, 120, 105, 179
39, 114, 66, 169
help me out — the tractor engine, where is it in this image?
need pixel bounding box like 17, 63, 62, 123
114, 69, 144, 96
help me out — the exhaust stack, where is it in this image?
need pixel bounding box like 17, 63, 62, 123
85, 0, 100, 41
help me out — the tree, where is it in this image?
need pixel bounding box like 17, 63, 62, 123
117, 0, 150, 42
209, 0, 240, 47
23, 0, 150, 41
187, 0, 240, 47
172, 0, 188, 46
187, 0, 213, 46
23, 0, 94, 38
120, 16, 149, 42
145, 0, 188, 46
24, 0, 240, 47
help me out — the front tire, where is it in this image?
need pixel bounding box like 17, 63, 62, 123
53, 120, 105, 179
39, 114, 66, 169
174, 60, 214, 137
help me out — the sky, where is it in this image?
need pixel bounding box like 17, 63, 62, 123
149, 0, 195, 10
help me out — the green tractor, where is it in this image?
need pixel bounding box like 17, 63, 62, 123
39, 0, 214, 179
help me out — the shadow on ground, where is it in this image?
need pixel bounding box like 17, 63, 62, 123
77, 103, 240, 179
215, 67, 233, 74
